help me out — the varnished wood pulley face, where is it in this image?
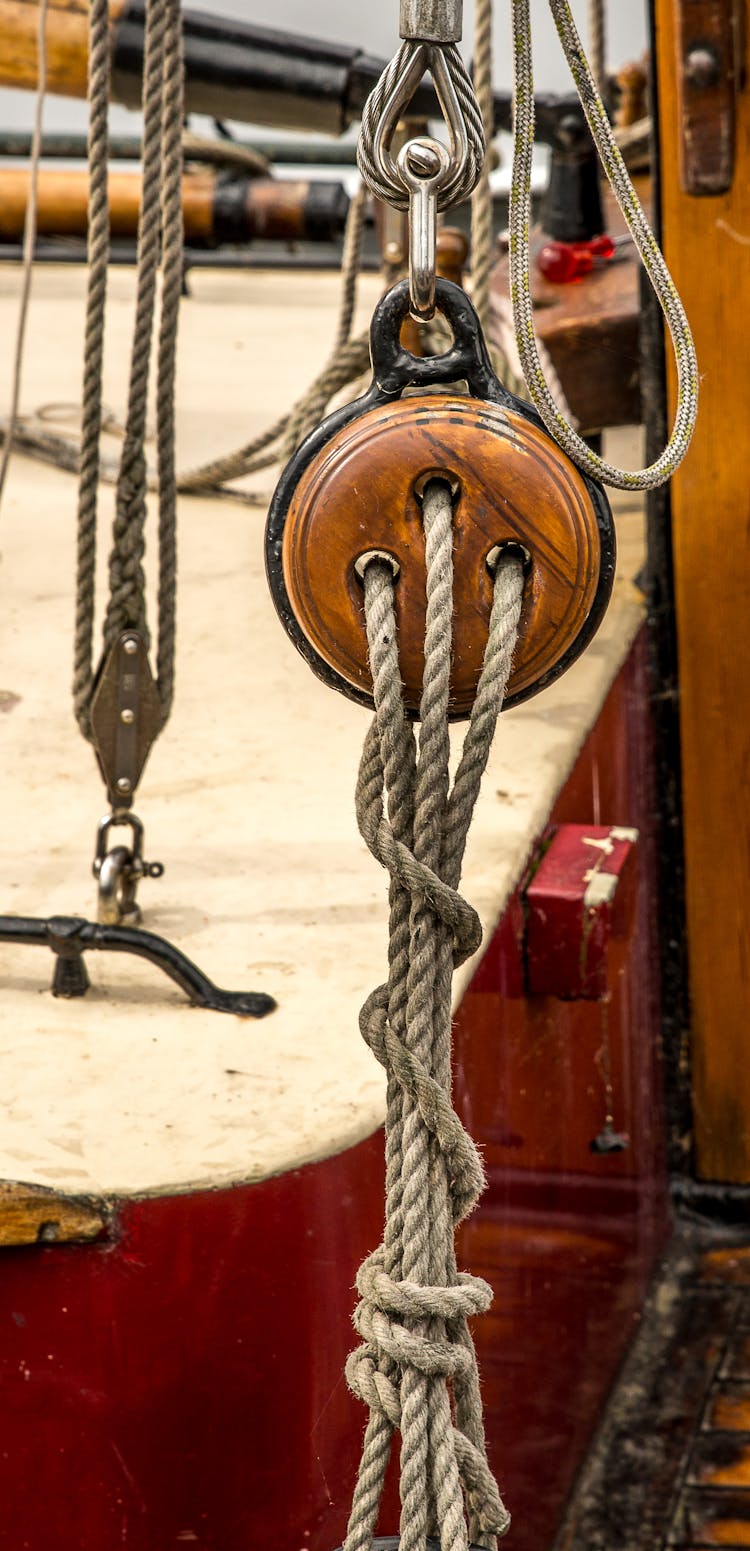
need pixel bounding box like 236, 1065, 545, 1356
266, 279, 615, 720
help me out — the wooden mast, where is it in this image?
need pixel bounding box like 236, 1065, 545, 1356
654, 0, 750, 1183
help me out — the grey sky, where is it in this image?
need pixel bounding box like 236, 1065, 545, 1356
0, 1, 647, 133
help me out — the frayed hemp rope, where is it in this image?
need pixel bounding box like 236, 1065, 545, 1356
344, 482, 524, 1551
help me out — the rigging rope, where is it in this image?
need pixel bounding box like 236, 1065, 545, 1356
588, 0, 606, 96
0, 0, 48, 510
509, 0, 698, 489
73, 0, 184, 740
469, 0, 494, 336
344, 486, 524, 1550
177, 183, 372, 494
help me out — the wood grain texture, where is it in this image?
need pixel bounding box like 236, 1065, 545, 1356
655, 0, 750, 1183
282, 395, 604, 715
0, 168, 214, 242
0, 168, 320, 245
0, 0, 125, 98
0, 1182, 107, 1246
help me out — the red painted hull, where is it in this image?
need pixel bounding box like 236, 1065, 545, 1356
0, 629, 668, 1551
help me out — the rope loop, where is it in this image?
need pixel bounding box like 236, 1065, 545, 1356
343, 481, 523, 1551
509, 0, 698, 490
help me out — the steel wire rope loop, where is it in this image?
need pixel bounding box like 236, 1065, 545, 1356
509, 0, 698, 490
357, 40, 485, 214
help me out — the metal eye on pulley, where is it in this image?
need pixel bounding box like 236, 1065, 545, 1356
265, 278, 616, 723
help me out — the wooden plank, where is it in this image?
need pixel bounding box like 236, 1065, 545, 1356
0, 1183, 107, 1247
701, 1248, 750, 1286
654, 0, 750, 1182
704, 1387, 750, 1432
721, 1332, 750, 1382
672, 1489, 750, 1545
687, 1433, 750, 1488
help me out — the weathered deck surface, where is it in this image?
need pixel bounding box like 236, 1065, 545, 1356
0, 263, 646, 1196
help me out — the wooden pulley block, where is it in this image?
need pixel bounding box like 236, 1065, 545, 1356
266, 278, 615, 720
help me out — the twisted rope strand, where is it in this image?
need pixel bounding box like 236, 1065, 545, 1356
102, 0, 167, 651
72, 0, 110, 738
470, 0, 494, 335
345, 488, 522, 1551
0, 0, 48, 510
177, 184, 369, 494
154, 0, 185, 724
74, 0, 184, 750
509, 0, 698, 489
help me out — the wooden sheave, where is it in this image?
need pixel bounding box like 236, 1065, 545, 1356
655, 0, 750, 1183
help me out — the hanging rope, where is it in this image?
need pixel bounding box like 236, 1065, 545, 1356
73, 0, 184, 740
470, 0, 494, 335
0, 0, 48, 510
177, 183, 372, 495
343, 485, 524, 1551
509, 0, 698, 490
588, 0, 607, 96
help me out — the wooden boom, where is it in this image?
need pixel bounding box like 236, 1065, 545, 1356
0, 167, 350, 246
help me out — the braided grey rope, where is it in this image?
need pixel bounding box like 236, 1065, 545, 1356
509, 0, 698, 489
74, 0, 184, 741
344, 483, 523, 1551
469, 0, 493, 336
357, 40, 485, 212
0, 0, 48, 511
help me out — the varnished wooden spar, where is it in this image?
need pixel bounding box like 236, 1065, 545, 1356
0, 168, 349, 245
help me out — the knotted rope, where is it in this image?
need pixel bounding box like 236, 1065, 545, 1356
73, 0, 184, 740
344, 482, 524, 1551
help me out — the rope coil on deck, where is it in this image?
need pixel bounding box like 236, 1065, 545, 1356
343, 482, 523, 1551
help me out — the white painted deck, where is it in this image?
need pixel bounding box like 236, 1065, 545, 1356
0, 264, 645, 1196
